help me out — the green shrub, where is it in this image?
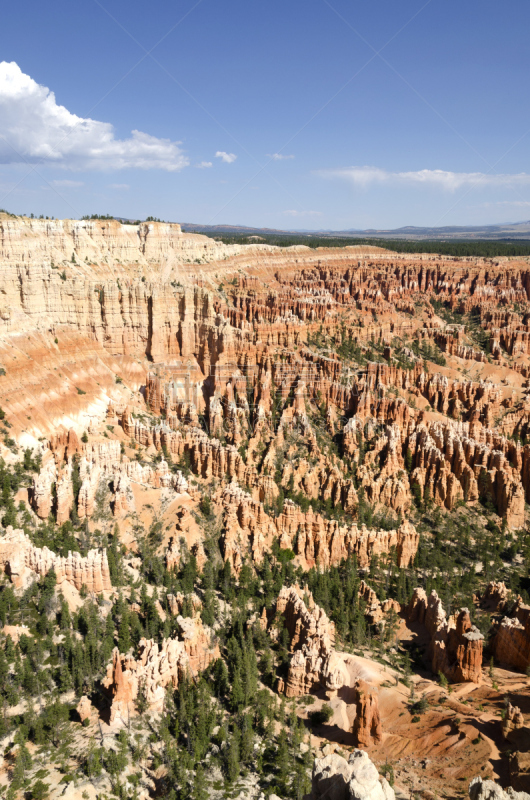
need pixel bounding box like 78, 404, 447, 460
31, 780, 50, 799
309, 704, 333, 726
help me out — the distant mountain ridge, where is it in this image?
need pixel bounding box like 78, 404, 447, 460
181, 220, 530, 241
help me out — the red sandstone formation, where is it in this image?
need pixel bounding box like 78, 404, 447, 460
29, 430, 189, 523
167, 592, 203, 617
503, 702, 525, 741
407, 419, 526, 529
77, 464, 102, 519
103, 615, 219, 721
113, 473, 135, 516
343, 410, 527, 530
492, 599, 530, 672
50, 428, 83, 462
1, 625, 30, 644
118, 356, 530, 530
442, 609, 484, 683
273, 585, 345, 698
76, 695, 93, 724
276, 584, 336, 652
358, 580, 401, 625
0, 527, 111, 592
164, 511, 207, 573
479, 581, 511, 612
165, 537, 182, 573
434, 330, 487, 363
55, 466, 74, 525
272, 585, 383, 746
220, 482, 419, 575
352, 679, 383, 748
121, 407, 255, 487
0, 219, 527, 439
31, 452, 57, 519
407, 588, 484, 683
6, 215, 530, 794
120, 348, 529, 529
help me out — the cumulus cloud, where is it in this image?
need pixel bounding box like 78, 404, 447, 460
284, 209, 322, 217
0, 61, 189, 171
196, 161, 213, 168
267, 153, 294, 161
51, 179, 84, 187
316, 166, 530, 191
215, 151, 237, 164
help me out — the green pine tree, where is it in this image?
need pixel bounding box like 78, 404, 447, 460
226, 729, 240, 784
192, 764, 209, 800
230, 666, 244, 711
118, 600, 131, 654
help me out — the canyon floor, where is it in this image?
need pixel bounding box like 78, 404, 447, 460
0, 214, 529, 799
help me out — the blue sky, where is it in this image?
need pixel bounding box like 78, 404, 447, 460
0, 0, 529, 229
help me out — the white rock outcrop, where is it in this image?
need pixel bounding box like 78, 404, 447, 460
469, 777, 530, 800
0, 527, 111, 592
310, 749, 395, 800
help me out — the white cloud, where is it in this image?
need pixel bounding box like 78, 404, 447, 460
316, 166, 530, 191
215, 151, 237, 164
0, 61, 189, 171
267, 153, 294, 161
196, 161, 213, 168
108, 183, 130, 190
284, 209, 322, 217
51, 179, 84, 187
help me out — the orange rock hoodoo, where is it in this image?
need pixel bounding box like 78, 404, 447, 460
478, 580, 511, 613
121, 371, 529, 532
29, 431, 189, 524
0, 527, 111, 592
407, 588, 484, 683
2, 217, 529, 529
492, 599, 530, 672
273, 585, 382, 747
220, 483, 419, 575
352, 679, 383, 748
102, 615, 220, 721
6, 216, 530, 795
502, 702, 525, 741
358, 579, 401, 625
273, 585, 341, 698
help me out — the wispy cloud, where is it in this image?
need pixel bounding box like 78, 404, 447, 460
196, 161, 213, 168
316, 166, 530, 191
267, 153, 294, 161
51, 179, 84, 188
215, 151, 237, 164
0, 61, 189, 171
284, 209, 322, 217
108, 183, 129, 190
